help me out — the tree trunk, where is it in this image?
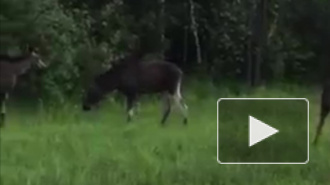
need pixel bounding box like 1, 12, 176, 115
249, 0, 268, 87
183, 25, 188, 65
247, 39, 253, 86
246, 1, 255, 86
246, 0, 256, 86
189, 0, 202, 64
158, 0, 166, 59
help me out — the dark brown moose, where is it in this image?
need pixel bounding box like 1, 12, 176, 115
0, 47, 46, 127
82, 55, 188, 125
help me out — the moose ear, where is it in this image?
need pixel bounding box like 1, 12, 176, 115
24, 44, 33, 52
29, 46, 38, 53
25, 43, 39, 53
28, 47, 33, 52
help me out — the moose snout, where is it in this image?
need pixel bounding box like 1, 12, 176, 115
82, 105, 91, 111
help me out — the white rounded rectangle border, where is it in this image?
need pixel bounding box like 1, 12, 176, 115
216, 98, 309, 165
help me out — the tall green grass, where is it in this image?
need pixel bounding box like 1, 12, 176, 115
1, 84, 329, 185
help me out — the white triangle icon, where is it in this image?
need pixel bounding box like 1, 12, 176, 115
249, 116, 279, 147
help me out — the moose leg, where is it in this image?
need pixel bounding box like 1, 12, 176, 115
173, 87, 188, 125
126, 94, 137, 123
174, 96, 188, 125
313, 106, 329, 145
0, 93, 7, 128
134, 95, 141, 115
161, 93, 172, 125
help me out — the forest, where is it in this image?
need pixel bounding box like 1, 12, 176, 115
1, 0, 330, 185
0, 0, 329, 100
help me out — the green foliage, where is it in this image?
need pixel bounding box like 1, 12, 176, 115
0, 0, 329, 99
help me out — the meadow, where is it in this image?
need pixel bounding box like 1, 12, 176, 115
1, 83, 329, 185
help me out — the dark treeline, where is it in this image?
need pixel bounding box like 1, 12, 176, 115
0, 0, 329, 100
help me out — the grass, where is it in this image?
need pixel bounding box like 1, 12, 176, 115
1, 83, 329, 185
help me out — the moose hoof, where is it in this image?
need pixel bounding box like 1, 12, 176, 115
0, 114, 5, 128
183, 118, 188, 125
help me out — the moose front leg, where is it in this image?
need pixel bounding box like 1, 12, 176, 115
126, 94, 137, 123
0, 93, 7, 128
313, 106, 329, 145
161, 93, 172, 125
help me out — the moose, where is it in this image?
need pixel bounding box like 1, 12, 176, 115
82, 54, 188, 125
0, 46, 46, 127
313, 80, 330, 144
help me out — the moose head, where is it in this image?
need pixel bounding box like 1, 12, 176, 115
27, 46, 46, 68
82, 66, 121, 111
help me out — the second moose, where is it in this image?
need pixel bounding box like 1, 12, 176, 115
82, 54, 188, 125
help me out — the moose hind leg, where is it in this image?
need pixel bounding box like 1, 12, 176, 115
126, 95, 137, 123
176, 97, 188, 125
161, 93, 172, 125
173, 80, 188, 124
313, 106, 329, 145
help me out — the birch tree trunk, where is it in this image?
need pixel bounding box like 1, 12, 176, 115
189, 0, 202, 64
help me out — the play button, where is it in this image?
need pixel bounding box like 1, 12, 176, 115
217, 98, 309, 164
249, 116, 279, 147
